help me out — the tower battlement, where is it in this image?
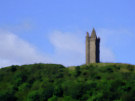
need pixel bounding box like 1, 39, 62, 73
86, 28, 100, 64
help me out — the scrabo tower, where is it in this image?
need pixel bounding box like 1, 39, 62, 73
86, 28, 100, 64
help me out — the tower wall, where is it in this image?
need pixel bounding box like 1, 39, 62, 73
96, 38, 100, 62
90, 38, 96, 63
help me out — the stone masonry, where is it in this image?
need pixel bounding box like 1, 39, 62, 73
86, 28, 100, 64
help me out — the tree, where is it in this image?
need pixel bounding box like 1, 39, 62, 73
0, 90, 17, 101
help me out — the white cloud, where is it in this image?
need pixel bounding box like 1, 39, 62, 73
50, 31, 84, 53
0, 29, 50, 68
49, 31, 85, 66
97, 28, 133, 45
97, 28, 133, 63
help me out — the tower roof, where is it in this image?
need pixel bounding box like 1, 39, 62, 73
91, 28, 97, 38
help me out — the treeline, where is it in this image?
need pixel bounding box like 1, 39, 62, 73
0, 63, 135, 101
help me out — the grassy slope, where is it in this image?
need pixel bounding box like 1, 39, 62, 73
0, 63, 135, 101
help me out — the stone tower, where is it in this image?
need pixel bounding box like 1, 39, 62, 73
86, 28, 100, 64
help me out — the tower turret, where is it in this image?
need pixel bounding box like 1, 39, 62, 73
91, 28, 97, 38
86, 32, 90, 64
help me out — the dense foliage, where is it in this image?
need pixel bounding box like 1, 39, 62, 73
0, 63, 135, 101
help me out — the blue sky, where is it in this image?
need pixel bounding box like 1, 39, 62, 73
0, 0, 135, 67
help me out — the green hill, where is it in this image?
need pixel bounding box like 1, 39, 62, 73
0, 63, 135, 101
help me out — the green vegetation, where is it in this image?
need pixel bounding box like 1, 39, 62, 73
0, 63, 135, 101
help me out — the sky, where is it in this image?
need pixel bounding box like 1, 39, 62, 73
0, 0, 135, 67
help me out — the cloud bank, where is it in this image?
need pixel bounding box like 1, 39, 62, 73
0, 28, 124, 67
49, 31, 85, 66
0, 29, 49, 67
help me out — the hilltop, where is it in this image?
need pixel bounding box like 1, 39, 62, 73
0, 63, 135, 101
